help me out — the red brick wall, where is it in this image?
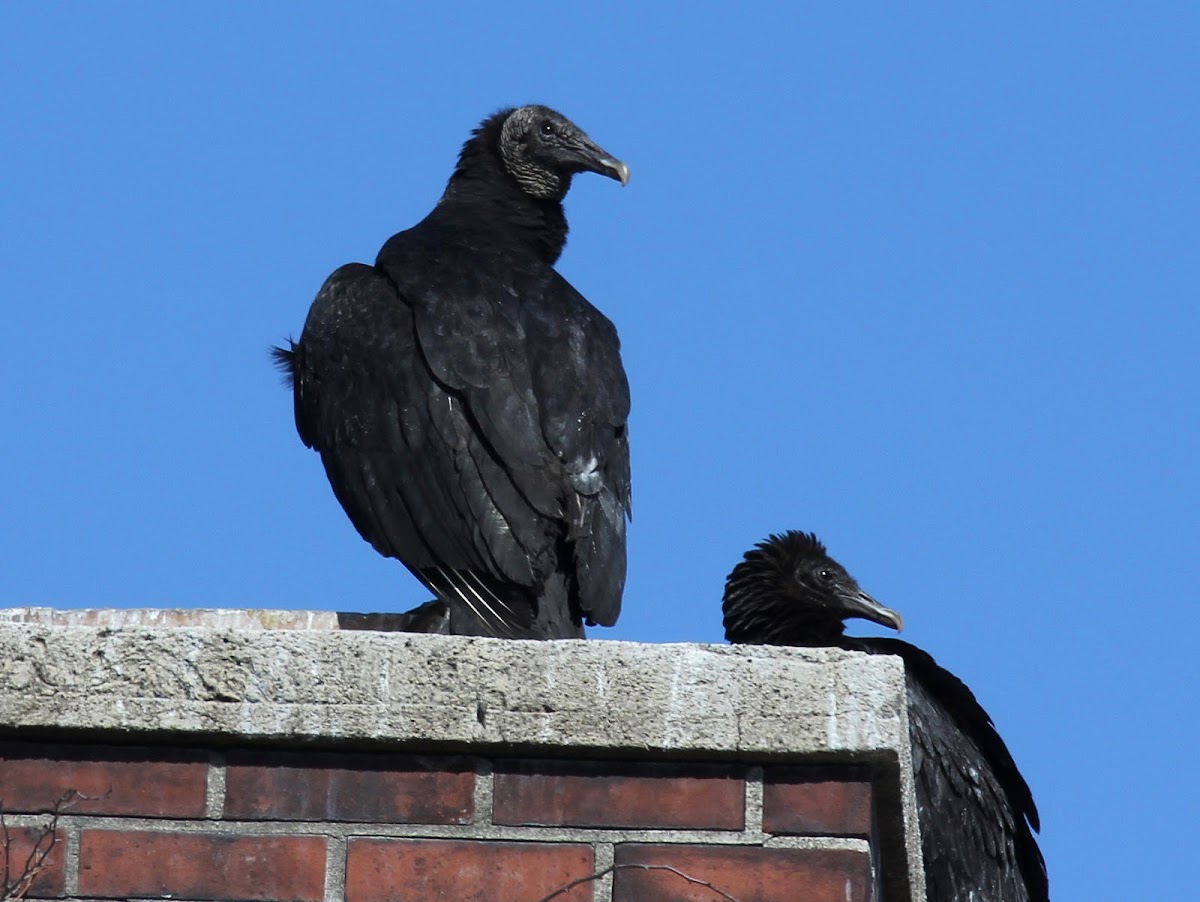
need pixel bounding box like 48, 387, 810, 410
0, 741, 878, 901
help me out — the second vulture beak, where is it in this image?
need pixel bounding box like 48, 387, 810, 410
839, 588, 905, 632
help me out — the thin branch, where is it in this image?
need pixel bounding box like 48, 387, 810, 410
11, 822, 58, 900
536, 862, 743, 902
1, 789, 91, 900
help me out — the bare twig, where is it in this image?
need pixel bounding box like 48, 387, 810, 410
1, 789, 90, 900
536, 861, 743, 902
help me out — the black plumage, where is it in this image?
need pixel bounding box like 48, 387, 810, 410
723, 531, 1048, 902
274, 106, 632, 639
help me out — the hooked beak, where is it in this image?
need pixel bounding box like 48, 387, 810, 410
837, 588, 904, 632
571, 136, 631, 186
599, 156, 631, 187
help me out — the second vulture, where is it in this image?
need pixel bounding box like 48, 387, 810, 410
723, 531, 1048, 902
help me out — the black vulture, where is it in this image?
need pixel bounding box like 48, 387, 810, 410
723, 531, 1048, 902
273, 106, 632, 639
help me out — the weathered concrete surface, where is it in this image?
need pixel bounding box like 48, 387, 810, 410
0, 624, 902, 755
0, 620, 925, 898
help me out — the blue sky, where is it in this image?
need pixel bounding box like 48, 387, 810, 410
3, 4, 1197, 898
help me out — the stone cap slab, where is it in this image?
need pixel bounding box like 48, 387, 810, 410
0, 619, 904, 759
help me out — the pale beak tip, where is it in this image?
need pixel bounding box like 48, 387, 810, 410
604, 159, 630, 187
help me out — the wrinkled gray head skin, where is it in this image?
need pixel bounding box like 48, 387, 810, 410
499, 105, 630, 200
723, 531, 904, 645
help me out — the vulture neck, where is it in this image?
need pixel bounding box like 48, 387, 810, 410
438, 146, 570, 265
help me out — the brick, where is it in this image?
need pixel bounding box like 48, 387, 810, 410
762, 765, 873, 836
224, 750, 473, 823
0, 742, 207, 818
493, 758, 744, 830
1, 827, 66, 898
613, 844, 872, 902
346, 838, 593, 902
77, 830, 326, 901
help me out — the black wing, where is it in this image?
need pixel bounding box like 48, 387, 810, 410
281, 262, 543, 636
869, 638, 1048, 902
377, 225, 630, 629
285, 234, 630, 635
514, 264, 631, 627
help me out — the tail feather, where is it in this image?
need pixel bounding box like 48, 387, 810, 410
270, 341, 297, 387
